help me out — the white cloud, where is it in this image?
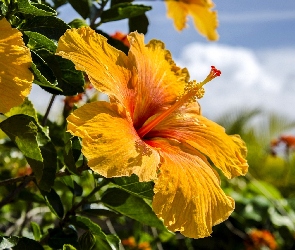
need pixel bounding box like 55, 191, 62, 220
176, 43, 295, 119
29, 43, 295, 124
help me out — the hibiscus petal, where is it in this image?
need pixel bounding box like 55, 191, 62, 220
166, 1, 188, 31
148, 105, 248, 179
0, 18, 33, 113
189, 3, 219, 41
149, 138, 234, 238
127, 32, 189, 128
67, 101, 160, 181
56, 27, 131, 105
165, 0, 218, 41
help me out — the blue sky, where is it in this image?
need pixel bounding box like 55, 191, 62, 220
31, 1, 295, 123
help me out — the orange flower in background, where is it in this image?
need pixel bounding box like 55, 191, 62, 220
246, 229, 278, 250
165, 0, 219, 41
56, 27, 248, 238
111, 31, 130, 47
0, 18, 33, 114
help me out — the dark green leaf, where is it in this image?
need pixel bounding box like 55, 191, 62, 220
70, 216, 120, 249
111, 0, 133, 7
17, 0, 56, 16
101, 188, 166, 231
0, 115, 57, 191
31, 61, 62, 92
101, 3, 151, 23
40, 188, 64, 218
68, 18, 88, 28
63, 244, 77, 250
13, 237, 44, 250
48, 227, 78, 249
129, 13, 149, 34
79, 231, 96, 250
51, 0, 67, 9
21, 16, 69, 41
63, 138, 81, 175
26, 31, 85, 95
111, 174, 154, 200
68, 0, 91, 19
30, 51, 59, 92
18, 189, 45, 203
0, 236, 19, 249
31, 222, 42, 241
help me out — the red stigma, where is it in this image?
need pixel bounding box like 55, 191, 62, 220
210, 66, 221, 78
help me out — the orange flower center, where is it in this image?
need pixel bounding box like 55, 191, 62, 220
137, 66, 221, 138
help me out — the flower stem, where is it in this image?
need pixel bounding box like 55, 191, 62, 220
42, 94, 56, 126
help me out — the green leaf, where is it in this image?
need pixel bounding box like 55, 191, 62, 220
26, 31, 85, 95
17, 0, 56, 16
5, 98, 38, 121
248, 179, 283, 199
0, 114, 57, 191
101, 188, 166, 231
40, 188, 64, 218
68, 0, 91, 19
79, 231, 96, 250
13, 237, 44, 250
111, 174, 154, 200
0, 236, 19, 249
68, 18, 88, 28
31, 61, 62, 92
129, 13, 149, 34
48, 227, 78, 249
31, 222, 42, 241
21, 16, 69, 41
70, 216, 120, 250
63, 138, 81, 175
111, 0, 133, 7
101, 3, 151, 23
63, 244, 77, 250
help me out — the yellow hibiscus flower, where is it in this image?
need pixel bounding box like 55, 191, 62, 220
56, 27, 248, 238
0, 18, 33, 114
165, 0, 219, 41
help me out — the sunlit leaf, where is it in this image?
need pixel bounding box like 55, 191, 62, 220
31, 222, 42, 241
101, 188, 166, 231
0, 114, 57, 191
101, 3, 151, 23
111, 174, 154, 200
17, 0, 56, 16
21, 16, 69, 41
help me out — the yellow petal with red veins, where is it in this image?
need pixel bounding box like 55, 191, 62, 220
56, 27, 131, 105
126, 32, 189, 128
149, 138, 234, 238
0, 18, 33, 113
166, 1, 188, 31
189, 4, 219, 41
67, 101, 160, 181
148, 105, 248, 179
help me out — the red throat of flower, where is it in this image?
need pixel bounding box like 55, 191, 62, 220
137, 66, 221, 138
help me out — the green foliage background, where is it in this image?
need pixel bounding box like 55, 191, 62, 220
1, 0, 295, 249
